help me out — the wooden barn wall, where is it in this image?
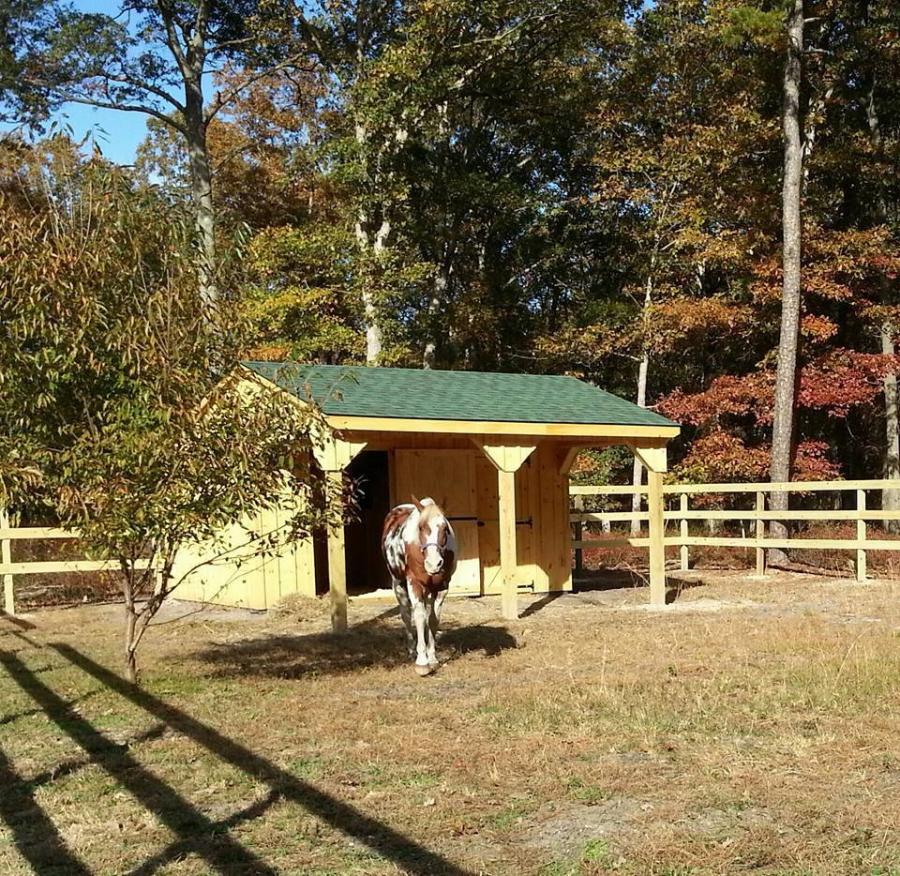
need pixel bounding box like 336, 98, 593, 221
174, 486, 317, 610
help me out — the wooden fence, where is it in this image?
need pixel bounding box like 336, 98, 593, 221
0, 509, 155, 616
570, 479, 900, 581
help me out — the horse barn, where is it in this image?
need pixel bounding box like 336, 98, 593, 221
175, 363, 680, 629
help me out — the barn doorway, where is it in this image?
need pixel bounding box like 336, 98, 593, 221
344, 450, 392, 594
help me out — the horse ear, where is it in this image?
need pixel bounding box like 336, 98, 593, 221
411, 494, 424, 511
440, 495, 448, 512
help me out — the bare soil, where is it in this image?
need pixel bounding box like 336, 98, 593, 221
2, 570, 899, 875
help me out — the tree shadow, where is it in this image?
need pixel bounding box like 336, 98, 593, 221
191, 619, 516, 680
0, 742, 93, 876
51, 643, 474, 876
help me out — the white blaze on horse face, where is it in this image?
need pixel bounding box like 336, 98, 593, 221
423, 518, 445, 575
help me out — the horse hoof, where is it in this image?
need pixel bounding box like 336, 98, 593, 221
414, 663, 433, 677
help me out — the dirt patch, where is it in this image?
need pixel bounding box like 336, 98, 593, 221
521, 798, 646, 857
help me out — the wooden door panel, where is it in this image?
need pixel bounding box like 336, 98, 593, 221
393, 450, 480, 594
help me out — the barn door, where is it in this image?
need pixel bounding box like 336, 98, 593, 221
392, 450, 481, 594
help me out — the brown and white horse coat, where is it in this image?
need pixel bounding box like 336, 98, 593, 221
382, 497, 457, 675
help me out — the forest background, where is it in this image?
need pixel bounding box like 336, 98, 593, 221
2, 0, 899, 489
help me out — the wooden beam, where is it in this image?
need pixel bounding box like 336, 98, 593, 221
328, 415, 680, 441
557, 445, 583, 476
498, 469, 518, 620
646, 470, 667, 605
1, 508, 13, 617
630, 443, 668, 474
325, 470, 348, 632
473, 439, 536, 473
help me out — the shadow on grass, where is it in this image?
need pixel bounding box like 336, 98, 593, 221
191, 620, 516, 680
52, 643, 474, 876
0, 743, 93, 876
0, 649, 280, 876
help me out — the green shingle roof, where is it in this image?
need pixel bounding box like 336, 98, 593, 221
242, 362, 678, 429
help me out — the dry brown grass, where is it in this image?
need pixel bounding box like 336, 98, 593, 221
2, 571, 899, 875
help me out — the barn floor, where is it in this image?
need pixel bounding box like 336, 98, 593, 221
2, 571, 899, 876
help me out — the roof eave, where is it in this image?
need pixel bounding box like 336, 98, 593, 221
326, 414, 680, 440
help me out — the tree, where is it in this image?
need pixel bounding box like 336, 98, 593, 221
0, 142, 329, 682
768, 0, 805, 557
4, 0, 311, 313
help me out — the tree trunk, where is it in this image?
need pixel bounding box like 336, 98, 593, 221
631, 352, 649, 535
123, 586, 139, 684
423, 260, 450, 369
631, 273, 653, 536
183, 64, 217, 313
882, 326, 900, 531
768, 0, 805, 564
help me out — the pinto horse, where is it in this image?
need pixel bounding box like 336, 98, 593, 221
382, 496, 457, 676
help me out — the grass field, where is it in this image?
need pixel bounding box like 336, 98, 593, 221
2, 571, 899, 875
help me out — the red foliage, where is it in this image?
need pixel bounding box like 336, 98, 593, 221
675, 430, 840, 485
660, 349, 899, 426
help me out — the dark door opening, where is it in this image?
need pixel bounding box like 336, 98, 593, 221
344, 451, 392, 594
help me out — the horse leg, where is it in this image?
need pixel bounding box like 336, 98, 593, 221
392, 577, 415, 658
408, 583, 432, 676
427, 589, 447, 667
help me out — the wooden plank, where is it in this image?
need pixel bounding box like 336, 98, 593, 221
857, 489, 867, 582
659, 509, 900, 521
0, 527, 78, 540
569, 509, 900, 522
328, 416, 680, 440
498, 469, 518, 620
1, 508, 12, 616
679, 493, 689, 571
569, 485, 647, 496
646, 470, 666, 606
755, 491, 766, 575
572, 539, 650, 549
0, 559, 152, 575
571, 512, 649, 522
666, 479, 900, 495
570, 479, 900, 497
666, 537, 900, 550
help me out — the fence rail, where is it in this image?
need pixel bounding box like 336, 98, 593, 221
0, 509, 157, 616
569, 479, 900, 581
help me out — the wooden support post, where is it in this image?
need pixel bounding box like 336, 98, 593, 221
857, 488, 867, 582
646, 470, 666, 606
1, 507, 13, 616
631, 443, 668, 606
755, 491, 766, 576
326, 469, 348, 632
679, 493, 689, 571
574, 495, 584, 575
498, 469, 518, 621
313, 434, 367, 633
473, 439, 536, 620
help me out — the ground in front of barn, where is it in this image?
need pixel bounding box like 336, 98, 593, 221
1, 571, 899, 876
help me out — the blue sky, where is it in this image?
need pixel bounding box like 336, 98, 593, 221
2, 0, 159, 165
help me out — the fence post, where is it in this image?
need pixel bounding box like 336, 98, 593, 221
679, 493, 689, 570
573, 495, 584, 576
856, 489, 867, 582
1, 507, 13, 616
755, 491, 766, 576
